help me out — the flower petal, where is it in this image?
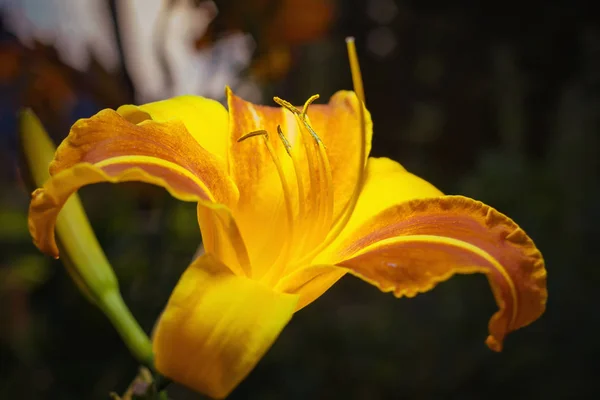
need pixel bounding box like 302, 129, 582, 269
51, 108, 237, 205
226, 88, 370, 273
117, 95, 229, 161
275, 264, 346, 311
316, 157, 443, 262
29, 109, 238, 258
343, 157, 443, 233
196, 203, 251, 277
331, 196, 547, 351
153, 253, 298, 399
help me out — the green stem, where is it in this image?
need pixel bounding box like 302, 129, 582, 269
100, 289, 154, 368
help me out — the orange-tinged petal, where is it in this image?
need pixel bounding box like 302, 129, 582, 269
29, 162, 220, 260
316, 157, 443, 263
50, 109, 237, 206
117, 95, 229, 162
342, 157, 443, 234
332, 196, 547, 351
153, 253, 298, 399
226, 89, 370, 274
29, 109, 239, 259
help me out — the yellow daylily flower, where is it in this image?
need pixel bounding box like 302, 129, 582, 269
27, 40, 547, 398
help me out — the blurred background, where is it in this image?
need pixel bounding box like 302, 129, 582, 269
1, 0, 598, 398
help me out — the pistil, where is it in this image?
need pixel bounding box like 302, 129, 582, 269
293, 37, 367, 265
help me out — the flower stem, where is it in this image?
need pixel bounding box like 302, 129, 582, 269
100, 289, 154, 368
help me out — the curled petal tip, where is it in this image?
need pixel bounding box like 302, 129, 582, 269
485, 335, 502, 352
334, 195, 547, 351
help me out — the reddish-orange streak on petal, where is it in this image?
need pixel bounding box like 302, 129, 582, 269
335, 196, 547, 351
100, 161, 211, 201
51, 109, 237, 206
29, 161, 223, 258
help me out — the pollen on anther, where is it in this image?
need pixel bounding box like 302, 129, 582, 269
276, 125, 292, 156
238, 130, 268, 142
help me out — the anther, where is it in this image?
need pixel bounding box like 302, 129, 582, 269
273, 97, 299, 114
238, 130, 268, 142
276, 125, 292, 156
301, 94, 320, 117
273, 96, 324, 146
277, 123, 307, 242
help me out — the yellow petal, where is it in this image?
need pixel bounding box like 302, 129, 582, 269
117, 95, 229, 161
331, 196, 547, 351
29, 109, 238, 258
344, 157, 443, 232
226, 88, 370, 273
316, 157, 442, 262
153, 254, 298, 398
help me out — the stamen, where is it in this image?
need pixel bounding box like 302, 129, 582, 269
301, 94, 320, 118
273, 97, 299, 114
273, 96, 322, 253
277, 124, 306, 261
301, 118, 333, 236
272, 95, 335, 265
300, 117, 325, 146
292, 111, 334, 255
238, 129, 269, 142
276, 125, 292, 156
237, 129, 295, 278
277, 125, 304, 218
300, 96, 333, 242
294, 113, 321, 250
273, 96, 325, 144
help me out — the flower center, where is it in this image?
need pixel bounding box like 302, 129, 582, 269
238, 96, 334, 283
236, 37, 367, 285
